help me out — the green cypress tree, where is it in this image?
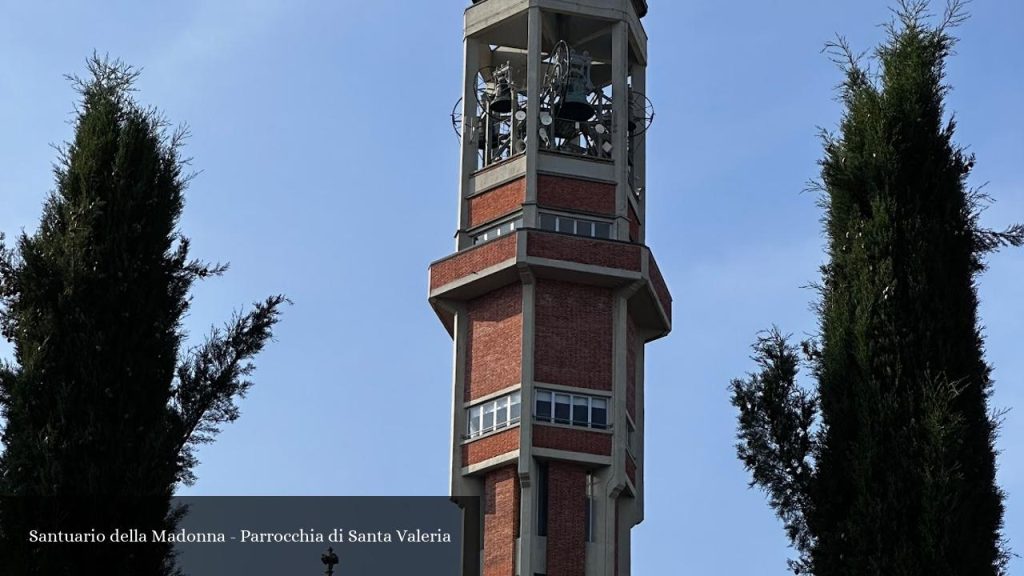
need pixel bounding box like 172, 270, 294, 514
730, 2, 1021, 574
0, 55, 286, 574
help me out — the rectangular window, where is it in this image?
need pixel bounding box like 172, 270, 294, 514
591, 398, 608, 429
466, 390, 523, 439
572, 396, 589, 426
536, 390, 552, 421
482, 402, 495, 432
472, 217, 523, 245
556, 216, 575, 234
495, 396, 509, 429
533, 388, 610, 431
510, 391, 522, 422
469, 405, 482, 437
554, 394, 571, 424
538, 212, 612, 240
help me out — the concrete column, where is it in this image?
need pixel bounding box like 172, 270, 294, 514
634, 333, 646, 523
611, 21, 630, 241
629, 60, 647, 244
611, 293, 629, 492
451, 304, 472, 496
616, 497, 635, 576
518, 277, 536, 576
597, 469, 616, 576
458, 38, 482, 250
524, 5, 542, 218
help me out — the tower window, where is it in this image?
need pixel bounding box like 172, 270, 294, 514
572, 396, 589, 426
534, 389, 611, 430
483, 402, 495, 431
472, 217, 522, 245
466, 391, 522, 439
535, 390, 552, 420
553, 394, 571, 424
469, 405, 482, 437
538, 212, 613, 239
591, 398, 608, 429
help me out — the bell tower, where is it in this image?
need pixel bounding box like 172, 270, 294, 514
428, 1, 670, 575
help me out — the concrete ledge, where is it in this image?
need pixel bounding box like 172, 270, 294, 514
462, 449, 521, 475
429, 229, 672, 335
469, 155, 528, 197
532, 447, 612, 467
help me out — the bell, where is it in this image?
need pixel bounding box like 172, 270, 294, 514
489, 77, 513, 114
555, 50, 595, 121
556, 83, 594, 121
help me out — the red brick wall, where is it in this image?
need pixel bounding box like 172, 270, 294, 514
534, 279, 613, 391
463, 428, 520, 467
537, 174, 615, 216
648, 253, 671, 318
626, 314, 637, 420
546, 462, 586, 576
483, 466, 520, 576
469, 178, 526, 228
533, 425, 612, 457
466, 284, 523, 401
527, 230, 641, 272
430, 234, 517, 290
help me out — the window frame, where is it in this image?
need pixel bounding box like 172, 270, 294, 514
470, 215, 523, 245
533, 388, 612, 431
465, 390, 522, 439
537, 210, 614, 240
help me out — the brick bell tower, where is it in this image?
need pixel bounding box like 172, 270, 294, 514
428, 1, 670, 575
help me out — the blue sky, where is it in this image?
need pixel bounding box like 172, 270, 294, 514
1, 1, 1022, 573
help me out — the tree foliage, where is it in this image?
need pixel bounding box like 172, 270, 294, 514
0, 55, 286, 574
730, 2, 1021, 574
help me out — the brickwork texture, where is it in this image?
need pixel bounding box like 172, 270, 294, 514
469, 177, 526, 228
546, 462, 587, 576
484, 466, 521, 576
466, 283, 523, 401
537, 174, 616, 216
534, 279, 613, 391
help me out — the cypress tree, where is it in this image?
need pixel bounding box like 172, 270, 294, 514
730, 2, 1021, 574
0, 55, 286, 574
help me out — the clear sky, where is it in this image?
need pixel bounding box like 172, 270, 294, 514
1, 1, 1021, 573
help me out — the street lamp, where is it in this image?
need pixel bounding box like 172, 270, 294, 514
321, 547, 339, 576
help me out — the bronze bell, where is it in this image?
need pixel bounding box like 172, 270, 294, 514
490, 78, 512, 114
556, 82, 593, 121
555, 50, 594, 121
